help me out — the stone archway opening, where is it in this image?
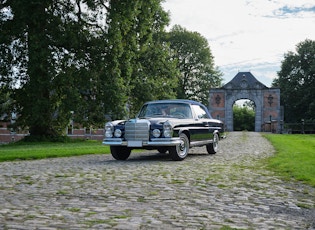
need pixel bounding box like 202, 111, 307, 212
233, 99, 256, 131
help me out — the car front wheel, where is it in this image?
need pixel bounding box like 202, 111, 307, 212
110, 146, 131, 160
206, 133, 219, 154
169, 133, 189, 161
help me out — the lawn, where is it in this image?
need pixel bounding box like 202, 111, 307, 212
263, 134, 315, 187
0, 140, 110, 162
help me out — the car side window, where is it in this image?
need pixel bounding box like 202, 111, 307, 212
192, 105, 209, 119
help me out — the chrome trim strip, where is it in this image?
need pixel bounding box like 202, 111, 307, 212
103, 137, 181, 146
190, 140, 213, 147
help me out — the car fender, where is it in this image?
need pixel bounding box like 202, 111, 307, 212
178, 128, 191, 142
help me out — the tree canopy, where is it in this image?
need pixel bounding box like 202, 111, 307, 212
0, 0, 178, 137
106, 0, 178, 116
272, 39, 315, 123
1, 0, 110, 137
166, 25, 222, 105
1, 1, 222, 139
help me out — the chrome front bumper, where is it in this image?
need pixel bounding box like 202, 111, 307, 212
103, 137, 181, 147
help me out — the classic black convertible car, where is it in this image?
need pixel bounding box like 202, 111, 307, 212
103, 99, 225, 161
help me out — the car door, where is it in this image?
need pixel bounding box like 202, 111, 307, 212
190, 104, 213, 141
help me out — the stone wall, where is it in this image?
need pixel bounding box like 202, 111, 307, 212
0, 121, 104, 143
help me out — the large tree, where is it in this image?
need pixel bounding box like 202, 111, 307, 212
129, 33, 179, 116
105, 0, 178, 117
272, 39, 315, 122
0, 0, 109, 137
128, 2, 179, 116
167, 25, 222, 105
0, 0, 176, 138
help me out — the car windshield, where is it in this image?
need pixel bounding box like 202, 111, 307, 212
138, 103, 193, 119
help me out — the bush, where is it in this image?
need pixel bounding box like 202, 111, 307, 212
233, 105, 255, 131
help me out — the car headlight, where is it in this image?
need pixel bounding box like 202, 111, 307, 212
163, 121, 173, 138
152, 129, 161, 138
114, 129, 122, 138
105, 122, 114, 138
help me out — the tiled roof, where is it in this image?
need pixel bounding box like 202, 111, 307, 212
222, 72, 268, 89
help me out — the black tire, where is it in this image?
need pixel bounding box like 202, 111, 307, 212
206, 133, 219, 154
157, 147, 168, 154
169, 133, 189, 161
110, 146, 131, 160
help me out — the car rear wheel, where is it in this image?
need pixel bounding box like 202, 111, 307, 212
169, 133, 189, 161
206, 133, 219, 154
110, 146, 131, 160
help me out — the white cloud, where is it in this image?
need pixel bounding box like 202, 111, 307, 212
162, 0, 315, 87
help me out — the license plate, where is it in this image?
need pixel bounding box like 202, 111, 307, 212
127, 141, 142, 147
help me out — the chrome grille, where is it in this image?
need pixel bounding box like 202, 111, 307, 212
125, 119, 150, 141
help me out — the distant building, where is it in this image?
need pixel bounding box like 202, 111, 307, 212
209, 72, 283, 133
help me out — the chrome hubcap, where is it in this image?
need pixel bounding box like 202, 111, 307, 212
179, 140, 185, 152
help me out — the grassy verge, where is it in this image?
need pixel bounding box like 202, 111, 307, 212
263, 134, 315, 187
0, 140, 109, 162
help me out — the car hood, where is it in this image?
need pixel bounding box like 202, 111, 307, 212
134, 117, 177, 125
111, 118, 171, 126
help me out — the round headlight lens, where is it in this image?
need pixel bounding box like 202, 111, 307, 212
152, 129, 161, 138
114, 129, 122, 138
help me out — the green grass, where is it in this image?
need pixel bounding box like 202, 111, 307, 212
0, 140, 109, 162
263, 134, 315, 187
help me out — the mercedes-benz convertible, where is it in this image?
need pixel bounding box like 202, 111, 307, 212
103, 99, 225, 161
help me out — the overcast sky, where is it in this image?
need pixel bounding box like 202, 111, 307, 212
162, 0, 315, 87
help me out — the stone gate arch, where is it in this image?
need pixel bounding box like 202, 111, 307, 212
209, 72, 282, 132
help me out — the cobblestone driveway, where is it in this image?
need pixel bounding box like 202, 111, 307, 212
0, 132, 314, 229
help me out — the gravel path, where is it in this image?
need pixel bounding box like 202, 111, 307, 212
0, 132, 314, 229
